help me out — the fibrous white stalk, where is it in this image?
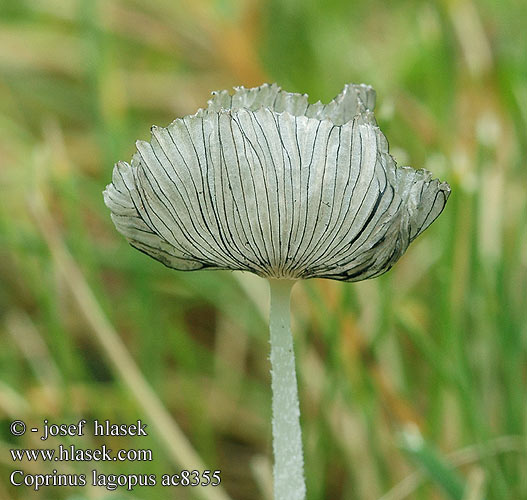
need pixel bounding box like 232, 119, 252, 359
268, 278, 305, 500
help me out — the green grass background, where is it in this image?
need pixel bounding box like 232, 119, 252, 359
0, 0, 526, 499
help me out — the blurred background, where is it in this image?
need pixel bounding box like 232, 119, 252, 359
0, 0, 526, 499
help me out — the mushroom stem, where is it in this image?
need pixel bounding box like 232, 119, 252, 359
268, 278, 305, 500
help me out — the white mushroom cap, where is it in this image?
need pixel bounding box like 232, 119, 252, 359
103, 83, 450, 281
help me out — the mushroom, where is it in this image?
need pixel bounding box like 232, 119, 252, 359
103, 83, 450, 500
